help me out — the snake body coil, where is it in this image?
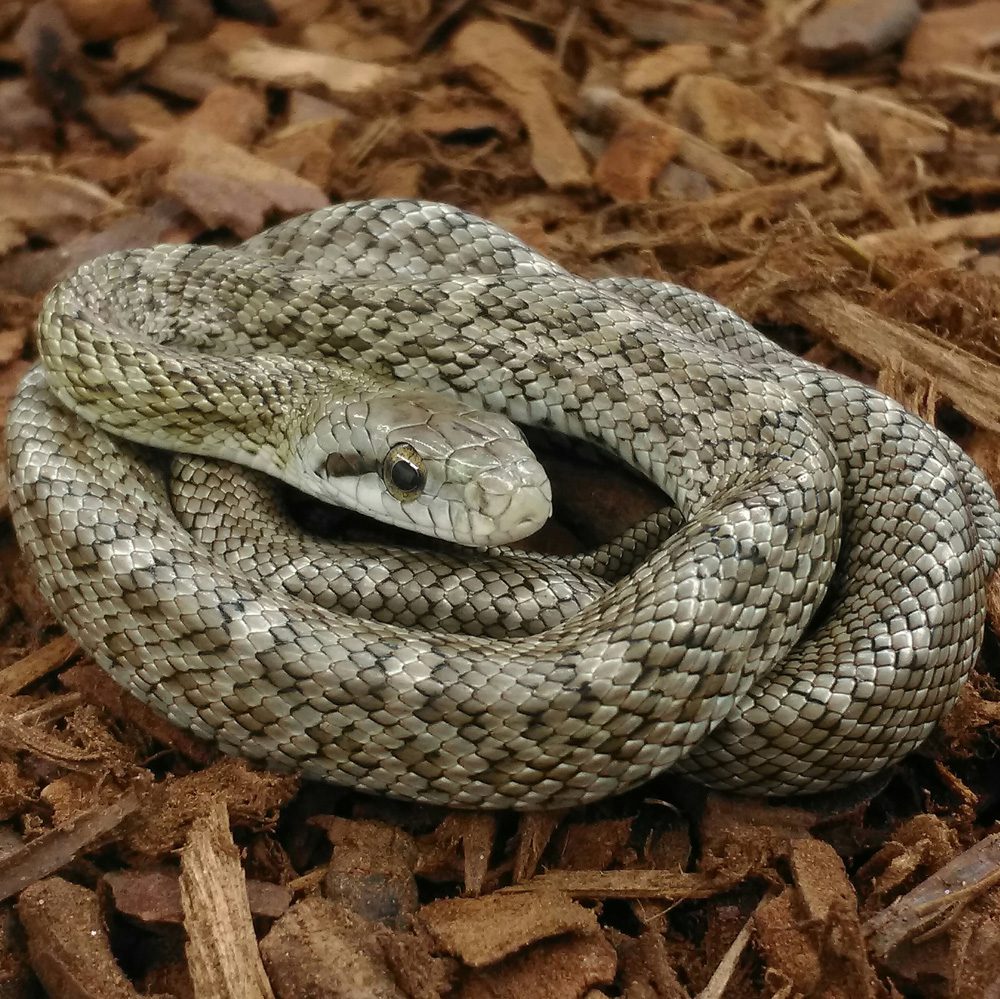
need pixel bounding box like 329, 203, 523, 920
6, 200, 1000, 808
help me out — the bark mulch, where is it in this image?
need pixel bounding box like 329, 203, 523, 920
2, 0, 1000, 996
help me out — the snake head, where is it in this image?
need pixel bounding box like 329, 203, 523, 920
291, 389, 552, 547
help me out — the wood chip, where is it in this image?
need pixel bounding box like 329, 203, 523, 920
857, 210, 1000, 250
0, 789, 139, 902
594, 115, 681, 201
163, 130, 328, 238
0, 168, 120, 235
501, 869, 731, 900
461, 930, 617, 999
866, 830, 1000, 957
451, 20, 590, 188
180, 798, 275, 999
319, 816, 420, 927
798, 0, 920, 68
781, 291, 1000, 433
18, 877, 156, 999
105, 866, 290, 924
622, 42, 712, 94
0, 634, 78, 695
583, 87, 755, 192
55, 0, 157, 41
903, 1, 1000, 74
420, 889, 597, 967
229, 38, 399, 96
674, 75, 828, 166
260, 898, 406, 999
512, 811, 564, 883
826, 122, 914, 227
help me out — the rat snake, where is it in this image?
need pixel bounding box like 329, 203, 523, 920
6, 200, 1000, 809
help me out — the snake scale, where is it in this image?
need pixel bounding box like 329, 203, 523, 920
6, 200, 1000, 809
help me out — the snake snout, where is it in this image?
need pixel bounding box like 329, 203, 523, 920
465, 464, 551, 543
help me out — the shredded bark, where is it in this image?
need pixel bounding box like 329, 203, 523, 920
0, 0, 999, 995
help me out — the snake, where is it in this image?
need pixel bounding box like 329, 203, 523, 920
5, 199, 1000, 809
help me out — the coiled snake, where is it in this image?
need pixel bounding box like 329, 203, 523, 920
6, 200, 1000, 809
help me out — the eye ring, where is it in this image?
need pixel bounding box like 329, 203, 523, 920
383, 443, 426, 502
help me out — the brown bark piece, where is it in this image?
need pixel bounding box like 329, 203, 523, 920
0, 790, 139, 902
511, 811, 564, 884
61, 659, 218, 766
0, 168, 121, 240
317, 817, 420, 926
163, 129, 328, 238
229, 38, 399, 96
599, 0, 744, 46
594, 116, 680, 202
55, 0, 156, 41
583, 87, 756, 192
615, 929, 688, 999
556, 818, 633, 872
674, 75, 827, 166
0, 79, 55, 152
180, 798, 275, 999
379, 923, 459, 999
504, 869, 730, 900
420, 889, 597, 967
0, 634, 78, 695
699, 795, 815, 882
182, 83, 267, 146
623, 42, 712, 94
789, 837, 856, 924
256, 118, 339, 190
798, 0, 920, 68
451, 20, 589, 188
903, 1, 1000, 74
127, 757, 297, 858
756, 841, 879, 999
826, 123, 914, 227
459, 931, 617, 999
105, 866, 290, 924
0, 199, 190, 297
755, 887, 823, 995
260, 897, 406, 999
857, 814, 959, 914
780, 291, 1000, 434
866, 831, 1000, 958
18, 877, 162, 999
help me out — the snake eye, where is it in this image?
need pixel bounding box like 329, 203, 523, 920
383, 443, 426, 502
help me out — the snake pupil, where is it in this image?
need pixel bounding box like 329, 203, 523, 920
391, 459, 423, 492
383, 443, 426, 500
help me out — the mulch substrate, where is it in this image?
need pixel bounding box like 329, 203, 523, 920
2, 0, 1000, 996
